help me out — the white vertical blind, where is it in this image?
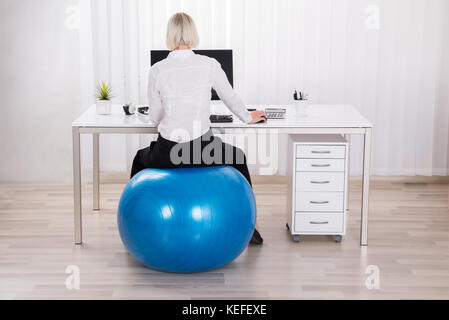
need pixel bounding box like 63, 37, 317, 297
78, 0, 449, 176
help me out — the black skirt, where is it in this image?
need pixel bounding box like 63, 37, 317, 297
131, 130, 252, 187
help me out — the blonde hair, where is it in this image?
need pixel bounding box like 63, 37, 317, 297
166, 12, 199, 50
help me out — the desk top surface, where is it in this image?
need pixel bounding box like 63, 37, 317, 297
73, 103, 372, 129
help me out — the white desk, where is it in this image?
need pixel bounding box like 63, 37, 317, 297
72, 104, 373, 246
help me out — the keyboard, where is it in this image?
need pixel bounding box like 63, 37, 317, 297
265, 108, 286, 119
210, 114, 234, 123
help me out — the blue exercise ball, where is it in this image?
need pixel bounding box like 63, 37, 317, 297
117, 166, 257, 273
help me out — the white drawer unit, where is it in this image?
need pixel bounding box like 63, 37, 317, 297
286, 135, 349, 243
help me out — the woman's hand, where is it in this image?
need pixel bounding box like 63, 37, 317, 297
249, 110, 267, 124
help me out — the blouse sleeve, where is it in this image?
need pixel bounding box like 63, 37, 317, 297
211, 59, 252, 124
148, 69, 164, 127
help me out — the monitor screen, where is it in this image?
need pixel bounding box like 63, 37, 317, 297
150, 50, 233, 101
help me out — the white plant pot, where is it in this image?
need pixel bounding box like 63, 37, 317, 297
96, 100, 112, 115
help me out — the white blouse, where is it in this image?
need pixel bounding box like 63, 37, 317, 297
148, 49, 252, 143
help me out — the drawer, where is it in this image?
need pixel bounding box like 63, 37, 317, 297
296, 172, 345, 192
296, 159, 345, 172
296, 145, 346, 159
295, 192, 344, 212
294, 212, 344, 233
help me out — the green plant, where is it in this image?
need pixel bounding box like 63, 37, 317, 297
95, 81, 115, 101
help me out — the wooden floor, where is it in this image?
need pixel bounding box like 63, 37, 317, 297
0, 176, 449, 300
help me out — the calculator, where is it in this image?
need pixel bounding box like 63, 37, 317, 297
265, 108, 286, 119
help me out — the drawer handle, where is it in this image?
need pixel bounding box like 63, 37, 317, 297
311, 164, 331, 168
310, 181, 330, 184
311, 151, 331, 154
310, 201, 330, 205
309, 221, 329, 225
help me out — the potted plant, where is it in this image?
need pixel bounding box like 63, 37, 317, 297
95, 81, 115, 115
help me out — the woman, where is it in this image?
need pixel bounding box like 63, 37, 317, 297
131, 12, 266, 245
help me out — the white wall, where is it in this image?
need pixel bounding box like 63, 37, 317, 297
0, 0, 81, 181
80, 0, 449, 178
1, 0, 449, 182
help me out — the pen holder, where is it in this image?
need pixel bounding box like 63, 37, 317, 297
295, 100, 309, 117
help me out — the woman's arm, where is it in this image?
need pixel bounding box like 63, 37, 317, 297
212, 60, 266, 124
148, 70, 164, 127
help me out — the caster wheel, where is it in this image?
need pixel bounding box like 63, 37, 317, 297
333, 235, 342, 243
293, 235, 301, 243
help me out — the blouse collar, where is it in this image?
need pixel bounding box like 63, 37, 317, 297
168, 49, 195, 58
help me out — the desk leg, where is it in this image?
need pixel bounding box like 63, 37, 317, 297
344, 134, 351, 212
361, 128, 372, 246
93, 133, 100, 211
73, 127, 82, 245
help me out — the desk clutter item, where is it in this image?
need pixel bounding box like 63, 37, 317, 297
123, 103, 137, 116
265, 108, 286, 119
286, 135, 349, 243
210, 114, 234, 123
293, 90, 308, 102
122, 104, 149, 116
295, 100, 309, 117
95, 81, 114, 115
138, 106, 149, 115
293, 90, 309, 117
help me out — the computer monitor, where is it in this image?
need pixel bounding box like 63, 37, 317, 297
150, 50, 233, 101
